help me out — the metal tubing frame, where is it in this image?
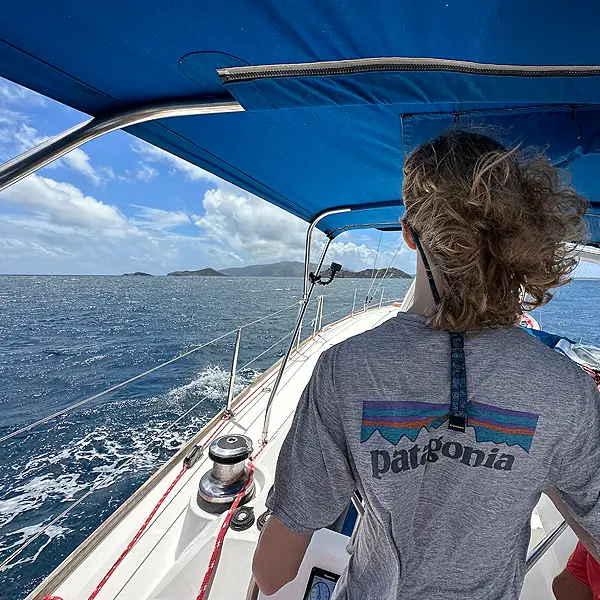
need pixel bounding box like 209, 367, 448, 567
317, 295, 324, 331
525, 519, 568, 573
303, 207, 351, 299
263, 202, 389, 441
261, 220, 338, 443
225, 327, 242, 415
295, 303, 304, 351
0, 99, 243, 192
312, 296, 322, 336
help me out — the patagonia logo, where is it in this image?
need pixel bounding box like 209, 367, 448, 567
361, 401, 447, 444
361, 400, 538, 453
467, 401, 538, 453
370, 439, 515, 479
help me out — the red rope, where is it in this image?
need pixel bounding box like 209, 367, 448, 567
44, 379, 275, 600
86, 463, 189, 600
195, 444, 266, 600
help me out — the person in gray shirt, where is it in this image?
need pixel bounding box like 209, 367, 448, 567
253, 130, 599, 600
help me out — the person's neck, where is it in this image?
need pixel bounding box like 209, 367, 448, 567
406, 255, 441, 317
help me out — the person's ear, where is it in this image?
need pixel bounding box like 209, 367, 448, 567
402, 219, 417, 250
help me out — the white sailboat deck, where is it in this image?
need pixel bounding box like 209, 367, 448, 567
28, 304, 577, 600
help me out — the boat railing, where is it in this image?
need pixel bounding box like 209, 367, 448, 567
0, 298, 306, 446
0, 286, 407, 574
0, 287, 402, 449
0, 291, 402, 572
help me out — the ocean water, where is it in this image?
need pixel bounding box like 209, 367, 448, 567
0, 275, 410, 599
0, 276, 598, 599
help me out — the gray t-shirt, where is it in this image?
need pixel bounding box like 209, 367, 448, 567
266, 312, 600, 600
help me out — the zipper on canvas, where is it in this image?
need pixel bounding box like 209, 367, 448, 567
218, 57, 600, 84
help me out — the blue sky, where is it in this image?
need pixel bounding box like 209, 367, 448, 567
0, 77, 411, 276
0, 76, 598, 278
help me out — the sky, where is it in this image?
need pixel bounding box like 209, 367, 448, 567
0, 77, 412, 276
0, 76, 598, 277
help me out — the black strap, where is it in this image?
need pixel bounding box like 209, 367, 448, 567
407, 224, 467, 432
449, 331, 468, 432
409, 227, 441, 305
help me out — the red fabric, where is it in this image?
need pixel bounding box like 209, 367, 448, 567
581, 366, 600, 392
567, 542, 600, 598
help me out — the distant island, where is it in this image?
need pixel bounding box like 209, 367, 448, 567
336, 267, 411, 279
221, 261, 315, 277
222, 261, 412, 278
122, 271, 153, 276
163, 261, 412, 278
167, 268, 228, 277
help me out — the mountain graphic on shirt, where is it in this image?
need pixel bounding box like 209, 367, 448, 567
360, 400, 539, 453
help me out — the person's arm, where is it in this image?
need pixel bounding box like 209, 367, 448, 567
550, 378, 600, 555
252, 349, 356, 595
546, 487, 600, 563
252, 517, 312, 596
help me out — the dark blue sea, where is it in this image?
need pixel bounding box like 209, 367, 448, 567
0, 276, 598, 599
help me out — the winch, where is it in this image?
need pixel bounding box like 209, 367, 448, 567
197, 434, 255, 514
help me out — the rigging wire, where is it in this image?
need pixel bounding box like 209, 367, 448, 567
364, 231, 383, 305
0, 300, 301, 445
0, 455, 135, 573
238, 330, 294, 372
370, 235, 404, 301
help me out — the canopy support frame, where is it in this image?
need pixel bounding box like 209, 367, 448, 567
0, 99, 243, 192
260, 207, 355, 444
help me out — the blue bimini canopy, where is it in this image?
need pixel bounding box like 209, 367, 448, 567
1, 0, 600, 242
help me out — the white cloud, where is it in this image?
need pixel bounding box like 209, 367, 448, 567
135, 163, 158, 182
0, 108, 27, 127
0, 107, 116, 186
0, 172, 413, 274
131, 205, 190, 230
0, 80, 46, 106
132, 140, 222, 183
194, 188, 310, 260
0, 175, 131, 234
328, 240, 400, 269
61, 149, 102, 185
0, 210, 230, 275
0, 174, 221, 274
193, 187, 413, 272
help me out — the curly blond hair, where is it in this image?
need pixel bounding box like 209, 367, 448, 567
402, 130, 589, 331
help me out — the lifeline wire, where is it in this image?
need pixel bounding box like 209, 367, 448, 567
0, 300, 301, 445
370, 235, 404, 300
364, 231, 383, 304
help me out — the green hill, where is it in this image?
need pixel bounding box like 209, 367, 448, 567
167, 268, 228, 277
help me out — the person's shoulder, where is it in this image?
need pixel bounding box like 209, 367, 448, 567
511, 327, 599, 395
322, 312, 428, 361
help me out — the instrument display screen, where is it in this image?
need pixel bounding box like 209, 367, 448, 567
302, 567, 339, 600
